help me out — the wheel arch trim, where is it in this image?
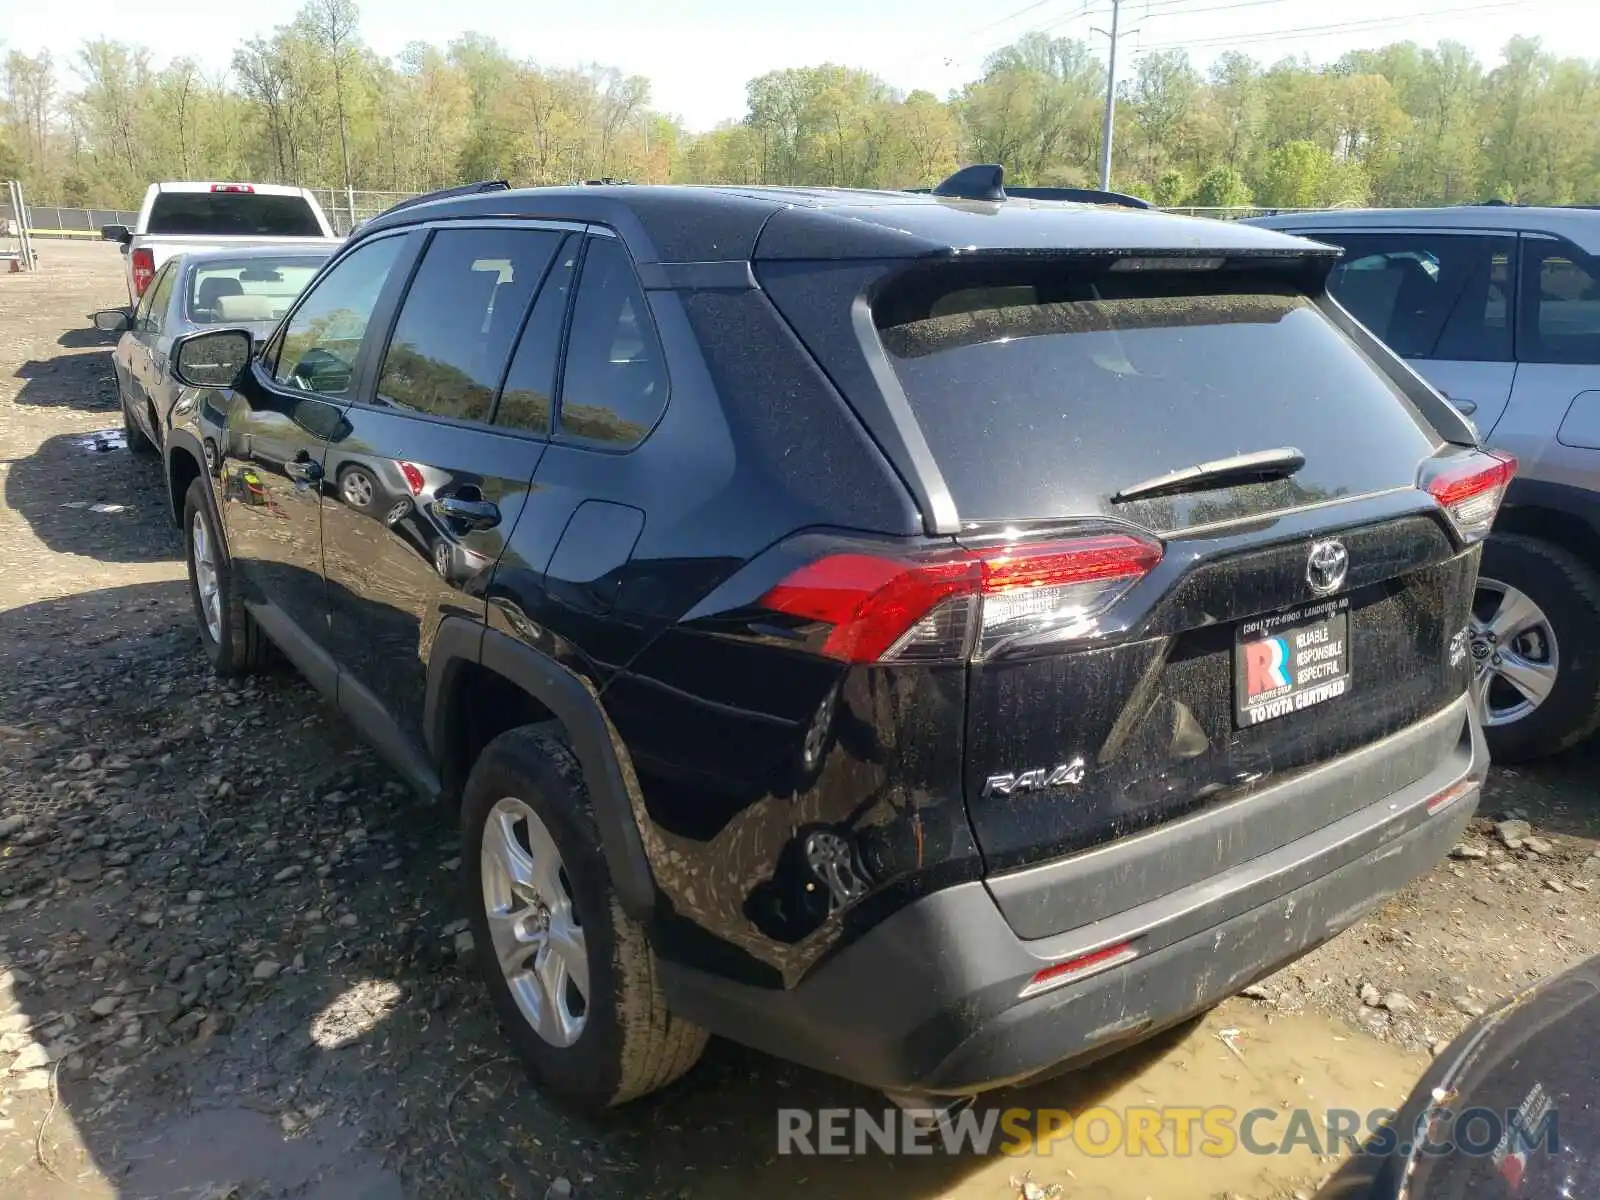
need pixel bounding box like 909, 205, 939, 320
425, 621, 657, 920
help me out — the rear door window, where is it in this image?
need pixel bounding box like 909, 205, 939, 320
1519, 239, 1600, 365
374, 227, 562, 423
147, 192, 323, 237
875, 265, 1441, 527
496, 237, 578, 434
1316, 232, 1514, 362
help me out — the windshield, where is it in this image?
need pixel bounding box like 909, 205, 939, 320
186, 257, 328, 325
147, 192, 323, 237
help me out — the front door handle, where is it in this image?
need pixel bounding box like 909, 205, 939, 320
286, 454, 324, 484
434, 495, 501, 531
1443, 394, 1478, 416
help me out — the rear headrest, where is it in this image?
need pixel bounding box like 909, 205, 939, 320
214, 293, 277, 322
196, 277, 243, 310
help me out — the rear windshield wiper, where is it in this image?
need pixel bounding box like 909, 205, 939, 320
1111, 447, 1306, 504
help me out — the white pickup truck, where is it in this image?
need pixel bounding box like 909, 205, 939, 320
102, 182, 345, 304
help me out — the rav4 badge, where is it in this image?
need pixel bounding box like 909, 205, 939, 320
982, 759, 1087, 798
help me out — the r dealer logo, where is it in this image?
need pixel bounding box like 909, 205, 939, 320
1245, 637, 1293, 697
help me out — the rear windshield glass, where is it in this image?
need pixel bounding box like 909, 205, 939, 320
875, 267, 1441, 529
148, 193, 323, 237
187, 257, 327, 325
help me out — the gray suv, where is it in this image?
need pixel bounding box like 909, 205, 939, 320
1248, 206, 1600, 761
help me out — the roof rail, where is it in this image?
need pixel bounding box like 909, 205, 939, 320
371, 180, 511, 222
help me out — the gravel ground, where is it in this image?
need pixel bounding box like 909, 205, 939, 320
2, 241, 1599, 1200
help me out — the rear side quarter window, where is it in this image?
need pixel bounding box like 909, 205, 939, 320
1519, 238, 1600, 365
554, 237, 668, 449
1315, 231, 1515, 363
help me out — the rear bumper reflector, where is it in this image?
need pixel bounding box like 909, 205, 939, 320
1019, 940, 1139, 999
1425, 776, 1478, 816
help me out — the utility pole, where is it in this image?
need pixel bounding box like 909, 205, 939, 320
1097, 0, 1122, 191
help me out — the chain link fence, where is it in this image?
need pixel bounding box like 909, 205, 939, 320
9, 189, 423, 242
3, 200, 139, 240
307, 188, 422, 235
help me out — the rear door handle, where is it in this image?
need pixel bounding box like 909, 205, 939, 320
434, 495, 501, 531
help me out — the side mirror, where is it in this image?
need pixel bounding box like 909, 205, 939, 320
171, 328, 253, 389
91, 308, 131, 333
101, 224, 133, 245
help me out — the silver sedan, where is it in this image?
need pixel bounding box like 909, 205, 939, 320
92, 246, 330, 455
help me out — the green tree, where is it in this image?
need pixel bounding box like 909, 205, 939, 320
1256, 139, 1333, 208
1191, 164, 1253, 207
1153, 168, 1189, 206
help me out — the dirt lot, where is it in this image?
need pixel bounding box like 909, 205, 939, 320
2, 240, 1599, 1200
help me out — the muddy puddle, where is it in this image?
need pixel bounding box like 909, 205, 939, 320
640, 1003, 1427, 1200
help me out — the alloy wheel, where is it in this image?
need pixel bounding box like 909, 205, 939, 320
480, 797, 589, 1047
191, 511, 223, 644
1470, 577, 1559, 727
341, 470, 374, 508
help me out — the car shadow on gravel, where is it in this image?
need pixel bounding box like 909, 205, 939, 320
5, 432, 180, 564
57, 328, 121, 351
0, 581, 1182, 1200
10, 353, 120, 411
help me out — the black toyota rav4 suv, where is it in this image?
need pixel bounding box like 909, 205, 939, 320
161, 171, 1500, 1110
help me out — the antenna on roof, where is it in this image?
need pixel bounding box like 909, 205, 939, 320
932, 164, 1006, 202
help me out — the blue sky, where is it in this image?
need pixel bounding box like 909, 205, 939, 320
3, 0, 1594, 130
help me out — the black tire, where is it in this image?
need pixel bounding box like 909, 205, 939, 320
123, 392, 156, 456
182, 478, 265, 676
462, 725, 707, 1107
1476, 533, 1600, 762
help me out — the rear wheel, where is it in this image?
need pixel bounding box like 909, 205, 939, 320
183, 478, 264, 676
122, 392, 156, 456
462, 725, 707, 1107
1472, 533, 1600, 761
338, 465, 381, 514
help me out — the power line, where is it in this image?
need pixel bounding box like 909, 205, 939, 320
1130, 0, 1525, 53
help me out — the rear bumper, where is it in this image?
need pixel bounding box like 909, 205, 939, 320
660, 696, 1486, 1094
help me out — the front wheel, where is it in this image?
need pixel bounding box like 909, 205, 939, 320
462, 725, 707, 1107
1472, 534, 1600, 761
183, 478, 264, 676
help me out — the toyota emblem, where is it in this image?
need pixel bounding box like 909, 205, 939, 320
1306, 539, 1349, 595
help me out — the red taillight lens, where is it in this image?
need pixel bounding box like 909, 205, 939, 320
210, 183, 255, 193
760, 533, 1162, 664
400, 462, 425, 495
1424, 451, 1516, 544
131, 248, 155, 297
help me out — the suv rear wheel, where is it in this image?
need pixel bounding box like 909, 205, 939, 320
183, 478, 265, 675
461, 725, 707, 1107
1473, 533, 1600, 761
